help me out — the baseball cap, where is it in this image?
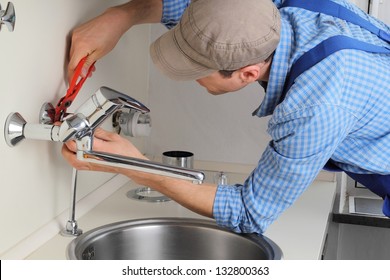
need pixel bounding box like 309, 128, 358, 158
150, 0, 281, 81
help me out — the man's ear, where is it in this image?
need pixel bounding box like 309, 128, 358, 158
238, 64, 262, 83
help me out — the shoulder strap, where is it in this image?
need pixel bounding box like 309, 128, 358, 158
280, 0, 390, 43
282, 35, 390, 96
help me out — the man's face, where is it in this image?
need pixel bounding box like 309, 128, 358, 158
196, 71, 247, 95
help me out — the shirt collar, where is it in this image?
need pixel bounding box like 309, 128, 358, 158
252, 18, 293, 117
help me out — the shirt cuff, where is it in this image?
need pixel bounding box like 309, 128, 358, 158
213, 184, 246, 233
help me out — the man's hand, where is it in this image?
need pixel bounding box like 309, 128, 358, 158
67, 0, 163, 82
61, 128, 147, 172
67, 8, 127, 82
61, 127, 216, 219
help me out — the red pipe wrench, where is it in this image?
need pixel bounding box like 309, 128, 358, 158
54, 56, 95, 122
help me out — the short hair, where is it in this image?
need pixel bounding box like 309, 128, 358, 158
218, 52, 274, 78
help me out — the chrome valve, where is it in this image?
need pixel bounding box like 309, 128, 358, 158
0, 2, 15, 32
4, 86, 205, 184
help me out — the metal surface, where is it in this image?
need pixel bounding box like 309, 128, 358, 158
126, 187, 171, 202
113, 110, 151, 137
39, 102, 55, 125
128, 151, 196, 202
162, 151, 194, 169
67, 218, 283, 260
82, 151, 204, 184
4, 112, 26, 147
0, 2, 15, 32
60, 169, 83, 237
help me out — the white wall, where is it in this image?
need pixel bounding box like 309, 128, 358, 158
0, 0, 150, 256
147, 25, 271, 166
351, 0, 390, 24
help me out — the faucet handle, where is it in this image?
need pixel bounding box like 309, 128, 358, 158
98, 87, 150, 114
73, 86, 150, 132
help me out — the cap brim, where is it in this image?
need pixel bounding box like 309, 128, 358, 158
150, 28, 216, 81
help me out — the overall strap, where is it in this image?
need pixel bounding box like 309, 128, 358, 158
282, 35, 390, 96
280, 0, 390, 43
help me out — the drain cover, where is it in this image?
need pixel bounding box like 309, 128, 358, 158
127, 187, 171, 202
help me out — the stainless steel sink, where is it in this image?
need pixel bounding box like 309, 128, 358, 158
67, 218, 282, 260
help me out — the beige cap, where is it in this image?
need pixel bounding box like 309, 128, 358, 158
150, 0, 281, 81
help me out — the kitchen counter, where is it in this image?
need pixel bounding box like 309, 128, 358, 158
26, 172, 337, 260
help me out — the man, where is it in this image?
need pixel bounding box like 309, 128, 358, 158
63, 0, 390, 233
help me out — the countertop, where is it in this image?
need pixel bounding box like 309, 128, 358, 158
26, 173, 337, 260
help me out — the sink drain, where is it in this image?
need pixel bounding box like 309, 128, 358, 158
127, 187, 171, 202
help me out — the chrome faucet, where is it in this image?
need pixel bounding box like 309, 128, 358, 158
5, 86, 205, 184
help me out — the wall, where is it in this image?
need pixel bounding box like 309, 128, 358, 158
147, 25, 271, 166
0, 0, 150, 256
352, 0, 390, 24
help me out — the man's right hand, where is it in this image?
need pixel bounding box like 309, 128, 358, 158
67, 0, 163, 83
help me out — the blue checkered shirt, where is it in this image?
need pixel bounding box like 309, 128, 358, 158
161, 0, 390, 233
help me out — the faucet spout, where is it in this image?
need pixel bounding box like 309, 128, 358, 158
79, 150, 205, 184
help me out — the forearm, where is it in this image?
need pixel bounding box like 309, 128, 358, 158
108, 0, 163, 32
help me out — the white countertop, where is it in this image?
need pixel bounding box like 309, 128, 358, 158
26, 173, 336, 260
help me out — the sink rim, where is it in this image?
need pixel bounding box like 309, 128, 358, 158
66, 217, 283, 260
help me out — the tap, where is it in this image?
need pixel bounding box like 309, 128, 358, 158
4, 86, 205, 184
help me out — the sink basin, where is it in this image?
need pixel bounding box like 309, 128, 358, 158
67, 218, 282, 260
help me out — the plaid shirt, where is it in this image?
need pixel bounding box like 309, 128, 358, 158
161, 0, 390, 233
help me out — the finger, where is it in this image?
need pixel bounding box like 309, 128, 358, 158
64, 139, 77, 153
92, 129, 122, 154
61, 144, 84, 170
67, 53, 86, 83
61, 143, 117, 173
67, 43, 96, 80
61, 143, 74, 158
94, 128, 119, 141
68, 55, 97, 84
81, 53, 96, 76
61, 144, 92, 170
87, 65, 96, 78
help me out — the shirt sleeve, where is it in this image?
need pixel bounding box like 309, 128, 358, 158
213, 105, 356, 234
161, 0, 191, 29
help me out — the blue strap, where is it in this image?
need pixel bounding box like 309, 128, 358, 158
384, 196, 390, 217
280, 0, 390, 43
282, 35, 390, 95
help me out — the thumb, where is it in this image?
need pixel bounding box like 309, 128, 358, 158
92, 128, 123, 155
81, 54, 96, 77
67, 52, 96, 83
94, 128, 118, 142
